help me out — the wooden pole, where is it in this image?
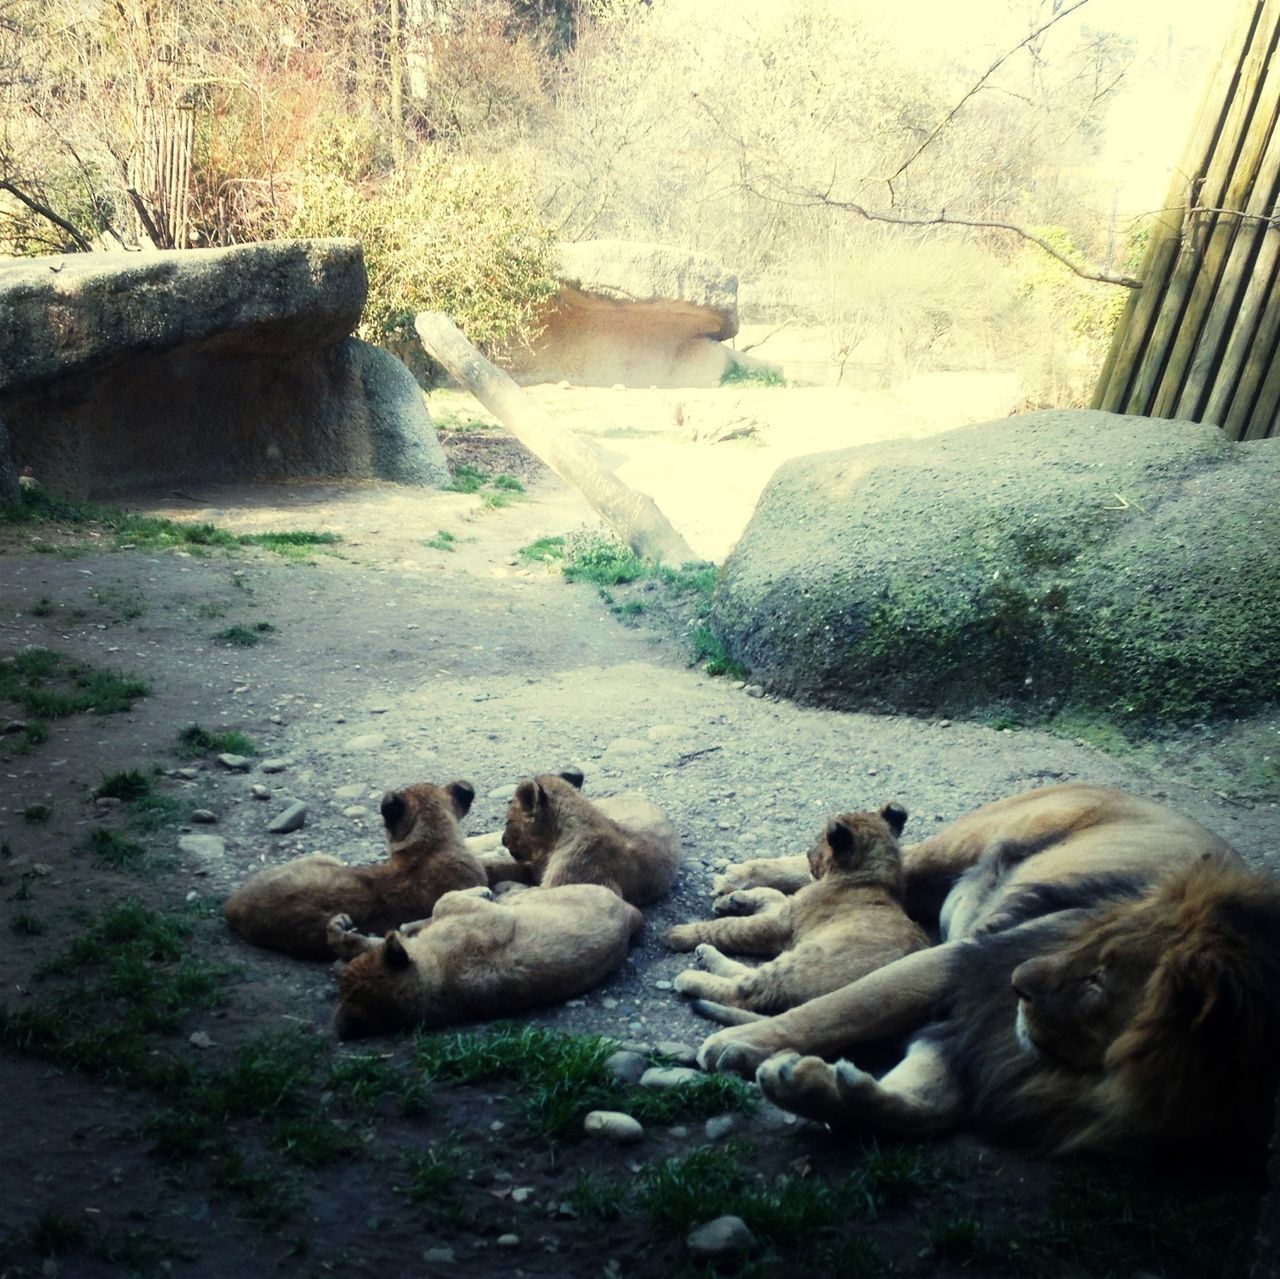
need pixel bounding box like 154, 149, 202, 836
414, 312, 701, 567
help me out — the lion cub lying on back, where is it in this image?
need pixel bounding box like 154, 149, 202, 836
665, 804, 928, 1023
223, 780, 484, 959
328, 884, 643, 1038
498, 770, 681, 906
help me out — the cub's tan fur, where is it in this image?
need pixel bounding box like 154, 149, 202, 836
698, 784, 1280, 1161
665, 805, 929, 1023
329, 884, 644, 1038
223, 780, 484, 959
501, 770, 680, 905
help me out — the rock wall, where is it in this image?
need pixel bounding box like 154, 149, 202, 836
711, 410, 1280, 725
0, 239, 448, 497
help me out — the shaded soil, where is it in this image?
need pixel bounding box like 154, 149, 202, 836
0, 421, 1276, 1278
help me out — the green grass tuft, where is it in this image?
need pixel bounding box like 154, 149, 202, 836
95, 769, 153, 802
424, 529, 459, 552
691, 624, 749, 680
176, 723, 257, 758
720, 362, 786, 387
84, 827, 148, 871
517, 534, 566, 564
215, 622, 275, 647
22, 802, 52, 823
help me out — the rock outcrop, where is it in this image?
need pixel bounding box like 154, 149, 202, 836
513, 239, 739, 388
0, 239, 448, 497
711, 409, 1280, 725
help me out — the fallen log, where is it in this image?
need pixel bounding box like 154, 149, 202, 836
414, 311, 698, 567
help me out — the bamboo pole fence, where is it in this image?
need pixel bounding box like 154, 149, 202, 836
1093, 0, 1280, 440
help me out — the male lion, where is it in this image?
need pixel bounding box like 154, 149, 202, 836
223, 780, 485, 959
500, 770, 681, 905
698, 783, 1280, 1161
665, 804, 929, 1022
328, 884, 643, 1039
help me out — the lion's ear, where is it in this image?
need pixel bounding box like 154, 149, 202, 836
515, 780, 544, 811
826, 820, 858, 867
382, 932, 411, 970
447, 780, 475, 819
880, 802, 908, 838
558, 769, 585, 789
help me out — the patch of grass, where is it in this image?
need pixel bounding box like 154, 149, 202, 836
25, 1210, 91, 1256
518, 534, 566, 564
240, 530, 340, 550
91, 585, 146, 620
0, 648, 148, 727
569, 1171, 628, 1221
413, 1025, 755, 1138
197, 601, 229, 619
83, 827, 148, 871
691, 624, 749, 680
721, 362, 786, 387
10, 911, 45, 935
328, 1051, 427, 1114
447, 463, 486, 494
10, 869, 36, 901
22, 802, 52, 823
424, 529, 459, 552
215, 622, 275, 647
176, 723, 257, 758
399, 1140, 468, 1223
95, 769, 153, 802
270, 1116, 357, 1167
492, 473, 525, 492
562, 534, 647, 587
29, 596, 54, 617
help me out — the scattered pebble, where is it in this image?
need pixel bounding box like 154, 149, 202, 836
687, 1216, 756, 1259
260, 758, 288, 774
511, 1187, 534, 1203
190, 809, 217, 824
744, 684, 765, 698
653, 979, 674, 991
584, 1111, 644, 1144
640, 1066, 701, 1089
94, 796, 122, 810
344, 733, 386, 751
189, 1031, 213, 1050
705, 1113, 741, 1141
343, 805, 370, 819
603, 1050, 649, 1085
496, 1235, 520, 1248
422, 1248, 455, 1264
251, 784, 271, 801
267, 801, 307, 834
174, 767, 200, 781
487, 784, 517, 801
655, 1040, 697, 1066
334, 783, 365, 800
216, 753, 251, 772
2, 719, 28, 735
178, 834, 226, 860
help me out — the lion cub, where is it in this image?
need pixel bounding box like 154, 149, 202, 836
329, 884, 643, 1038
223, 780, 485, 959
500, 770, 681, 906
665, 804, 929, 1023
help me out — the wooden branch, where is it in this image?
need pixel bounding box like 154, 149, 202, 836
414, 312, 700, 567
0, 180, 91, 251
125, 187, 168, 248
753, 183, 1142, 288
886, 0, 1095, 190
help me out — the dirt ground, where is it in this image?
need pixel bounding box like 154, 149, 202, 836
1, 389, 1277, 1279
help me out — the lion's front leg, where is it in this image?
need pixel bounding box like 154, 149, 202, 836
666, 911, 790, 956
698, 940, 960, 1077
757, 1038, 960, 1137
712, 855, 811, 898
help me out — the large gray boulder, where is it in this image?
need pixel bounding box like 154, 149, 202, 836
512, 239, 739, 388
0, 239, 447, 497
711, 410, 1279, 725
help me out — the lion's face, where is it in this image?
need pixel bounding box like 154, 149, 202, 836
380, 779, 474, 849
334, 933, 421, 1040
807, 804, 908, 891
1010, 917, 1162, 1070
501, 770, 584, 863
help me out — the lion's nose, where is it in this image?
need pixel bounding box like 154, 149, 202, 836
1010, 958, 1040, 1001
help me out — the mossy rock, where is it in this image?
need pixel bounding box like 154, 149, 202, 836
710, 410, 1279, 726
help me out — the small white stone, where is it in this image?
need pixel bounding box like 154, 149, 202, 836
583, 1111, 644, 1143
260, 758, 287, 774
188, 1031, 213, 1049
496, 1234, 520, 1248
216, 753, 250, 772
687, 1216, 756, 1258
640, 1066, 701, 1089
190, 809, 217, 824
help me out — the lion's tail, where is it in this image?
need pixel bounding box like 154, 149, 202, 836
690, 999, 766, 1026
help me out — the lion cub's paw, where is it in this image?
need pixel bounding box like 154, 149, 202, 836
672, 968, 703, 996
757, 1052, 840, 1115
711, 869, 753, 898
327, 913, 357, 943
712, 890, 758, 916
665, 923, 700, 952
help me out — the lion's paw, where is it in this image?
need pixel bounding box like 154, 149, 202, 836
673, 968, 703, 996
326, 912, 357, 941
665, 924, 700, 952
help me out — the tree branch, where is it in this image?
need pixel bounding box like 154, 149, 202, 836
886, 0, 1094, 192
0, 179, 92, 251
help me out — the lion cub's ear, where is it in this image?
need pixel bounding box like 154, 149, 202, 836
880, 802, 908, 838
515, 779, 548, 811
382, 932, 411, 970
446, 780, 476, 819
558, 769, 585, 789
826, 820, 858, 866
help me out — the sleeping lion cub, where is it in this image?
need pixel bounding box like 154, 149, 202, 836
328, 884, 643, 1038
499, 770, 681, 905
666, 804, 928, 1023
223, 780, 484, 959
